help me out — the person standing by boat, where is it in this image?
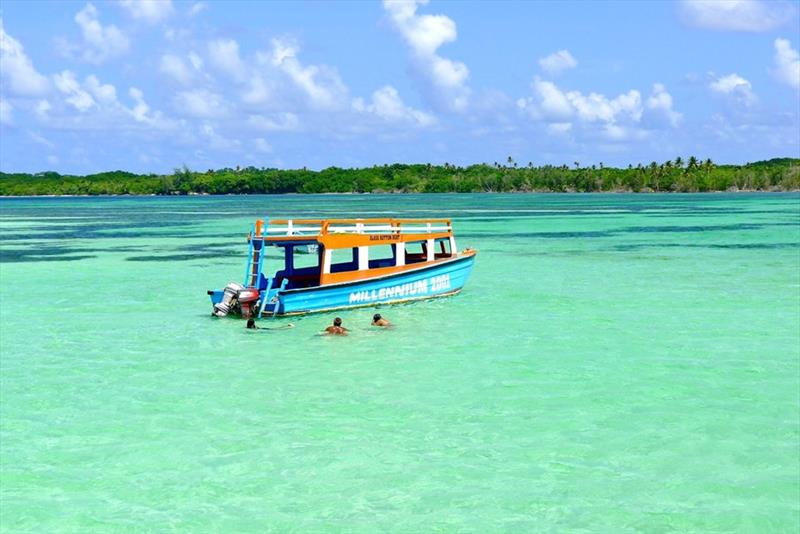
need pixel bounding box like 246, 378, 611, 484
324, 317, 348, 336
371, 314, 391, 327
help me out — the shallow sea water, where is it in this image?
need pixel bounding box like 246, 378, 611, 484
1, 193, 798, 532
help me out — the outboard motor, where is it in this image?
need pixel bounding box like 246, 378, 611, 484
213, 282, 245, 317
237, 288, 261, 318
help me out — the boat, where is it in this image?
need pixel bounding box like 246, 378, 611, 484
208, 217, 477, 318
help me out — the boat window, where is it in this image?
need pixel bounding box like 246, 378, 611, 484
329, 247, 358, 273
435, 238, 452, 258
368, 244, 396, 269
404, 240, 427, 264
292, 244, 320, 269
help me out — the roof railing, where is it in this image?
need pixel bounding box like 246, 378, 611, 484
255, 218, 452, 238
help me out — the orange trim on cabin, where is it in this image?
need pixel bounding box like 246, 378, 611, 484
320, 249, 477, 285
318, 231, 451, 249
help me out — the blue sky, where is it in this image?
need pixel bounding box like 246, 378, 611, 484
1, 0, 798, 174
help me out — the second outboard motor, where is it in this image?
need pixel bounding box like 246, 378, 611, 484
213, 282, 245, 317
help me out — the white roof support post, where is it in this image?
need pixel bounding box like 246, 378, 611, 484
322, 248, 332, 274
426, 238, 435, 262
358, 246, 369, 271
395, 243, 405, 267
449, 236, 458, 254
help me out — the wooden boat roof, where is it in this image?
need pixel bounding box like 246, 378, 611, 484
253, 218, 454, 249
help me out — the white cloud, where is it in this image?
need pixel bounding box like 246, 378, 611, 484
352, 85, 435, 127
0, 99, 12, 125
160, 54, 193, 85
522, 78, 642, 124
35, 100, 51, 119
128, 87, 150, 121
646, 83, 682, 127
119, 0, 174, 24
679, 0, 796, 32
29, 131, 55, 149
709, 73, 756, 105
189, 2, 207, 16
85, 74, 117, 104
773, 38, 800, 89
269, 38, 348, 110
539, 50, 577, 75
174, 88, 226, 118
241, 76, 272, 105
253, 137, 272, 153
383, 0, 470, 112
208, 39, 247, 81
188, 52, 203, 70
73, 3, 130, 64
517, 78, 672, 141
546, 122, 572, 135
0, 19, 50, 96
247, 113, 301, 132
53, 70, 96, 112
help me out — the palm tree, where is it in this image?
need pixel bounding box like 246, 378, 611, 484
687, 156, 698, 170
674, 156, 683, 169
574, 161, 580, 169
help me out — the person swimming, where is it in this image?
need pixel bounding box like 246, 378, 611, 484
371, 313, 391, 327
246, 318, 294, 330
324, 317, 348, 336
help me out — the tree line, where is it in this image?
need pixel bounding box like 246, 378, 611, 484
0, 157, 798, 196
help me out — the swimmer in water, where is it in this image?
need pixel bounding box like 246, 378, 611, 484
324, 317, 348, 336
371, 313, 391, 327
246, 318, 294, 330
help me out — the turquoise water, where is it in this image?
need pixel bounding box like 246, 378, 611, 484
1, 193, 799, 532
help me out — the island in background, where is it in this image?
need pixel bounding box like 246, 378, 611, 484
1, 157, 798, 196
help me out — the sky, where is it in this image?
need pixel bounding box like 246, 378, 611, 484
0, 0, 799, 174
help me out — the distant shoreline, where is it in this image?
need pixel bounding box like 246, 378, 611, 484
2, 189, 799, 199
2, 158, 798, 196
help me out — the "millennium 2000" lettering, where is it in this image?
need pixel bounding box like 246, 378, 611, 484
348, 274, 451, 304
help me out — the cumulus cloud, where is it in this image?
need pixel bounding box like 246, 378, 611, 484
538, 50, 577, 75
709, 73, 756, 105
247, 113, 301, 132
53, 70, 96, 112
188, 2, 207, 16
773, 38, 800, 89
174, 88, 226, 118
73, 3, 130, 64
678, 0, 796, 32
208, 39, 247, 81
646, 83, 682, 127
253, 137, 272, 153
35, 100, 51, 119
160, 54, 194, 85
268, 38, 348, 110
128, 87, 149, 121
352, 85, 435, 127
520, 78, 642, 124
119, 0, 174, 24
0, 19, 50, 96
518, 78, 682, 141
383, 0, 470, 112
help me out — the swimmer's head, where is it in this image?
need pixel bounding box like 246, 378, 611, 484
333, 317, 342, 326
373, 314, 381, 322
246, 318, 256, 328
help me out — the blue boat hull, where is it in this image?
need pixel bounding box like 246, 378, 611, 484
266, 254, 475, 316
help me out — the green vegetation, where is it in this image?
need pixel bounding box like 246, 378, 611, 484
1, 158, 798, 196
